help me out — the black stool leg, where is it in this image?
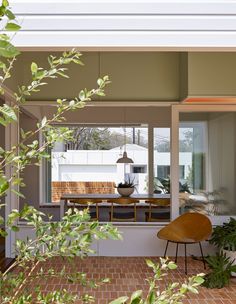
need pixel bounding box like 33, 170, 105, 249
164, 240, 169, 258
199, 242, 206, 269
175, 243, 179, 263
184, 243, 187, 275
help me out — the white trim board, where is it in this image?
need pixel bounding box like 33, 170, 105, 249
10, 1, 236, 15
9, 31, 236, 49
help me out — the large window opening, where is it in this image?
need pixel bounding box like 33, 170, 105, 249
44, 125, 174, 223
179, 113, 236, 216
49, 126, 148, 204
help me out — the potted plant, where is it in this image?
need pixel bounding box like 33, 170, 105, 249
116, 177, 136, 197
209, 217, 236, 276
204, 252, 236, 288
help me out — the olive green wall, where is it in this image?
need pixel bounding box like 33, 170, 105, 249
6, 51, 236, 101
179, 53, 188, 100
6, 52, 180, 102
188, 52, 236, 96
100, 52, 179, 101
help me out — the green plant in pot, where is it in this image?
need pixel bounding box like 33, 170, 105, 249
116, 177, 136, 197
204, 252, 236, 288
209, 217, 236, 276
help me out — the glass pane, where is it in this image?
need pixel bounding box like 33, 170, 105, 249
154, 128, 170, 194
153, 128, 171, 221
179, 113, 236, 216
51, 127, 148, 202
49, 126, 151, 222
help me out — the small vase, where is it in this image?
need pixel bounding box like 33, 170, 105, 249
117, 187, 134, 197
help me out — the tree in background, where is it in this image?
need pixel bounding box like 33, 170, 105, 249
65, 127, 147, 150
155, 129, 193, 153
66, 127, 112, 150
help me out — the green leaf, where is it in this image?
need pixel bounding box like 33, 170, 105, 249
11, 189, 25, 199
193, 276, 205, 285
147, 291, 156, 304
146, 259, 155, 268
109, 296, 129, 304
130, 290, 142, 303
0, 228, 7, 237
187, 286, 199, 294
11, 225, 20, 232
168, 262, 177, 270
0, 39, 20, 58
97, 78, 103, 86
0, 176, 9, 195
5, 9, 15, 20
31, 62, 38, 74
2, 0, 9, 7
57, 71, 69, 78
5, 22, 21, 31
0, 104, 17, 126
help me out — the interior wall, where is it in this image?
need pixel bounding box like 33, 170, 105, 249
19, 110, 40, 211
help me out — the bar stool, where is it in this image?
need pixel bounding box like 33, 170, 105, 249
69, 198, 100, 221
109, 198, 138, 222
145, 198, 170, 222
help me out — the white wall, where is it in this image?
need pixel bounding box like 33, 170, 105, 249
51, 150, 148, 183
16, 225, 216, 257
51, 150, 192, 192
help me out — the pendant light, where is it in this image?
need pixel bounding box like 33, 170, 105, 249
116, 109, 134, 163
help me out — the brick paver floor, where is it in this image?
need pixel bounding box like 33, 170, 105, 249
23, 256, 236, 304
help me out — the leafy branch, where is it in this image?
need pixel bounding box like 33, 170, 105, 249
110, 258, 205, 304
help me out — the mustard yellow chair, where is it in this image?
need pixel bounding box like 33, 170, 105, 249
110, 198, 138, 222
69, 199, 100, 221
157, 212, 212, 274
145, 198, 170, 222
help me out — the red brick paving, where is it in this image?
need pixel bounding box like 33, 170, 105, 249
23, 256, 236, 304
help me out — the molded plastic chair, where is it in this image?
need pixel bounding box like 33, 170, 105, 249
145, 198, 170, 222
110, 198, 138, 222
69, 199, 100, 221
157, 212, 212, 274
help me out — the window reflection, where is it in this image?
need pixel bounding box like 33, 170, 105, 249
179, 113, 236, 216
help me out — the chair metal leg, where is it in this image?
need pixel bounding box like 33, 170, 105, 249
184, 243, 187, 275
199, 242, 206, 269
164, 240, 169, 258
175, 243, 179, 263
